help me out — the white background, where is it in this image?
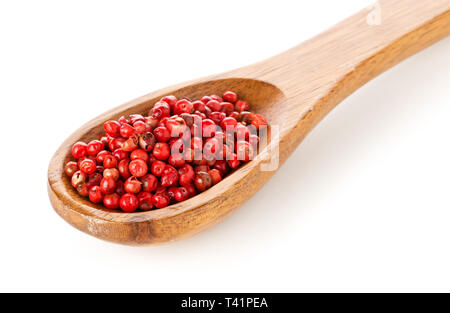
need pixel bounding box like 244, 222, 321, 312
1, 0, 450, 292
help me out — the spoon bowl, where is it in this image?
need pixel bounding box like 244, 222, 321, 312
48, 0, 450, 245
48, 78, 286, 244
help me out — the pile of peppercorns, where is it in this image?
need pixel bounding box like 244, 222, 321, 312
64, 91, 268, 212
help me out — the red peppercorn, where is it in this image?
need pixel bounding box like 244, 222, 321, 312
223, 91, 237, 103
118, 116, 129, 125
153, 142, 170, 160
174, 187, 189, 202
71, 170, 87, 188
145, 116, 160, 129
103, 168, 120, 181
200, 96, 212, 104
228, 153, 240, 169
235, 123, 250, 141
209, 111, 226, 125
190, 137, 203, 154
158, 117, 169, 128
151, 102, 171, 119
86, 172, 102, 189
185, 184, 197, 198
89, 186, 104, 204
220, 116, 237, 131
103, 193, 120, 209
251, 113, 268, 129
77, 183, 90, 197
153, 126, 171, 142
193, 111, 206, 120
141, 174, 158, 192
179, 113, 194, 127
165, 187, 178, 203
206, 157, 216, 167
229, 111, 240, 119
130, 115, 143, 123
115, 180, 126, 196
103, 155, 118, 169
170, 138, 185, 154
79, 158, 97, 174
64, 161, 78, 177
122, 135, 139, 152
221, 143, 233, 160
133, 121, 147, 134
120, 193, 139, 212
204, 137, 221, 159
151, 160, 166, 176
205, 105, 213, 117
87, 140, 104, 156
100, 177, 116, 194
173, 99, 193, 115
208, 169, 222, 185
72, 142, 88, 159
124, 176, 142, 194
163, 165, 178, 175
192, 113, 203, 128
210, 95, 223, 102
100, 136, 109, 147
194, 172, 212, 192
183, 148, 195, 163
238, 111, 255, 125
214, 131, 224, 143
235, 100, 248, 112
130, 114, 145, 124
137, 192, 154, 211
112, 149, 129, 162
152, 194, 169, 209
128, 159, 148, 178
193, 155, 206, 167
160, 95, 178, 110
194, 165, 209, 173
192, 100, 206, 113
206, 100, 221, 112
147, 153, 157, 166
139, 132, 156, 151
118, 159, 131, 179
108, 137, 125, 151
167, 152, 185, 168
96, 150, 111, 164
236, 141, 255, 162
161, 171, 179, 187
154, 186, 168, 198
213, 160, 229, 176
104, 120, 121, 138
178, 164, 195, 186
202, 119, 216, 137
130, 149, 148, 162
120, 123, 136, 138
220, 102, 234, 115
77, 155, 95, 169
166, 116, 187, 137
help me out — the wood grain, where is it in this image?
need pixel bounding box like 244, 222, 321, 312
48, 0, 450, 245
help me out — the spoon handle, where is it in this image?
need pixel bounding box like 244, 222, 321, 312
241, 0, 450, 102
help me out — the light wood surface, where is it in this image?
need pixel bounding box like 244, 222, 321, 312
48, 0, 450, 245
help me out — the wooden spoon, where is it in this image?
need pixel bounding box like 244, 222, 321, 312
48, 0, 450, 245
